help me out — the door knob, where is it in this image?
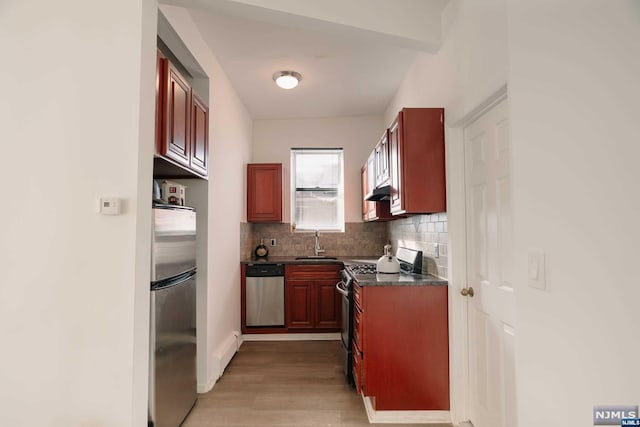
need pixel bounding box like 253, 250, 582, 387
461, 287, 475, 297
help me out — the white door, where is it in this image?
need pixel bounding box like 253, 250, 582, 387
463, 98, 517, 427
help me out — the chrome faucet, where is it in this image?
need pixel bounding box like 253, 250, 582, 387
314, 230, 325, 256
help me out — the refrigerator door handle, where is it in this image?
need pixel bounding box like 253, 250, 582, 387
151, 269, 196, 291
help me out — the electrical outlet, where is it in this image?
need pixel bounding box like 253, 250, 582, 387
270, 238, 276, 246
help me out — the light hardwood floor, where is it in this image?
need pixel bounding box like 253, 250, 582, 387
183, 340, 452, 427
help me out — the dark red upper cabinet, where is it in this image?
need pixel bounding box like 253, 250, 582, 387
155, 54, 209, 179
362, 157, 392, 222
190, 93, 208, 177
247, 163, 282, 222
389, 108, 446, 215
374, 129, 390, 187
162, 60, 191, 167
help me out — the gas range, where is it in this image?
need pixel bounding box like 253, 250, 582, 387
345, 263, 377, 275
343, 247, 424, 280
337, 247, 424, 388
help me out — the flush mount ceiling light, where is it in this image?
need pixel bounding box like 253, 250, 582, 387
272, 71, 302, 90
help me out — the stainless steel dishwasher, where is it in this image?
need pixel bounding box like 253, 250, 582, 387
245, 263, 285, 326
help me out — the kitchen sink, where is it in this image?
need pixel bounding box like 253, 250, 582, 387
295, 256, 338, 260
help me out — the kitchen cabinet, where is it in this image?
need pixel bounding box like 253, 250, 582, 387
374, 130, 390, 187
361, 155, 392, 222
285, 265, 341, 331
247, 163, 282, 223
352, 281, 450, 411
161, 59, 191, 168
190, 94, 208, 176
285, 280, 314, 328
389, 108, 446, 215
155, 54, 209, 179
315, 279, 341, 328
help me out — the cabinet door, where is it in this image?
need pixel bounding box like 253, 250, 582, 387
400, 108, 446, 214
162, 61, 191, 167
375, 130, 390, 187
247, 163, 282, 222
365, 152, 377, 220
190, 93, 208, 177
389, 113, 404, 214
361, 166, 369, 221
155, 50, 164, 154
286, 280, 313, 328
315, 279, 341, 329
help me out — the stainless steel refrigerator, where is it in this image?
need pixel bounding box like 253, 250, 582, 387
149, 204, 197, 427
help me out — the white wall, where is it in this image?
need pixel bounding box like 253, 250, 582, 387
387, 1, 640, 425
382, 1, 508, 423
507, 2, 640, 426
225, 0, 444, 50
384, 0, 508, 124
160, 5, 253, 391
252, 115, 384, 223
0, 0, 157, 426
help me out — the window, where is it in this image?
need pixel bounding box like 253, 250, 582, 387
290, 148, 344, 232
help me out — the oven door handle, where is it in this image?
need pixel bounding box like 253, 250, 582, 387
335, 281, 349, 297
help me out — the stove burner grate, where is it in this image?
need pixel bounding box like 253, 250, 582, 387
346, 263, 377, 275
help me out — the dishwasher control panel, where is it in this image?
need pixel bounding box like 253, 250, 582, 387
245, 264, 285, 277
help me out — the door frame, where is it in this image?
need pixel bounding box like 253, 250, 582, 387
445, 84, 508, 426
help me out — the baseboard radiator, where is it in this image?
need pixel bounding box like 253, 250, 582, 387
216, 330, 241, 378
198, 330, 242, 393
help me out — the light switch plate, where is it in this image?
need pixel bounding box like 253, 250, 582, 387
528, 252, 546, 290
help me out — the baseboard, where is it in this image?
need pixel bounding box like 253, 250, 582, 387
197, 374, 216, 394
362, 395, 452, 424
197, 330, 241, 393
217, 330, 241, 374
242, 332, 340, 341
458, 422, 473, 427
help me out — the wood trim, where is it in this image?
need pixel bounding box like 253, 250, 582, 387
362, 396, 452, 424
446, 85, 509, 425
445, 125, 471, 424
449, 84, 508, 127
242, 327, 288, 334
242, 333, 340, 341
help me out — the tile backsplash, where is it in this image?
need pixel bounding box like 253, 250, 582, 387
387, 213, 448, 278
242, 222, 387, 259
240, 214, 448, 279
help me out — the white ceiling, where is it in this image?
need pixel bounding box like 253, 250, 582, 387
164, 0, 449, 119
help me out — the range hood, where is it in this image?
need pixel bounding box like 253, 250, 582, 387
366, 185, 391, 201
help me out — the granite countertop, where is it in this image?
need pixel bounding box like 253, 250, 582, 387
351, 271, 447, 286
241, 256, 447, 287
241, 256, 347, 265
